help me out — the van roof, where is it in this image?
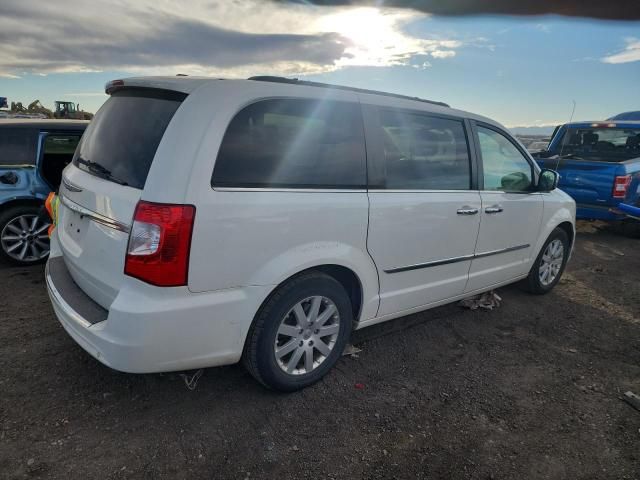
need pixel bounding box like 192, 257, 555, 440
106, 76, 449, 106
247, 76, 449, 108
107, 76, 501, 130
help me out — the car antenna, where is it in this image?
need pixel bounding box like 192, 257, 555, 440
555, 99, 576, 171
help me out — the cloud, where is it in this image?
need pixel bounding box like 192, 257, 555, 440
602, 37, 640, 64
431, 50, 456, 59
271, 0, 640, 20
0, 0, 464, 78
0, 3, 349, 77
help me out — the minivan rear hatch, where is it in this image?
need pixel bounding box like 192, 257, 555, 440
57, 87, 186, 309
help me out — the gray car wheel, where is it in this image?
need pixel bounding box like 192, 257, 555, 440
0, 205, 51, 265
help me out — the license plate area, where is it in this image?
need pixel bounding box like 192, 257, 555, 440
63, 208, 89, 243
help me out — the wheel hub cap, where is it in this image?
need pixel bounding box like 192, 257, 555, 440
274, 296, 341, 376
538, 239, 564, 286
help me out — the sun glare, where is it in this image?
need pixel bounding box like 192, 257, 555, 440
315, 8, 425, 67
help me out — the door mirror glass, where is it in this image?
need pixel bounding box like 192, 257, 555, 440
538, 169, 559, 192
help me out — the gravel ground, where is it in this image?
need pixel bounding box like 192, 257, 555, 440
1, 222, 639, 479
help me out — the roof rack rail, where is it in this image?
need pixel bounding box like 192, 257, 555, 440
247, 76, 449, 108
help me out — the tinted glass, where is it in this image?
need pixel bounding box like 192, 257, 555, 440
377, 109, 470, 190
478, 126, 532, 192
0, 128, 37, 166
42, 134, 82, 188
73, 89, 185, 189
560, 127, 640, 162
212, 99, 366, 188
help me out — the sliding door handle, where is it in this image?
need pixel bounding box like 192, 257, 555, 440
485, 205, 504, 214
457, 207, 479, 215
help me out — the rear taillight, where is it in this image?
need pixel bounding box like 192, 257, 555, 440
612, 175, 632, 199
124, 201, 195, 287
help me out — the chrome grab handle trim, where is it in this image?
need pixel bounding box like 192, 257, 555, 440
58, 193, 131, 234
485, 205, 504, 214
456, 207, 479, 215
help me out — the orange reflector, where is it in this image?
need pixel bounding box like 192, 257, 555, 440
44, 192, 55, 219
44, 192, 59, 238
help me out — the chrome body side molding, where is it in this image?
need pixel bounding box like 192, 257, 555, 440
384, 244, 530, 274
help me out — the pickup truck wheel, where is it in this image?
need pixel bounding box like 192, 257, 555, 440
0, 205, 50, 266
524, 228, 569, 295
243, 272, 352, 392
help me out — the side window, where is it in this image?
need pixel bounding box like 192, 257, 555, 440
377, 109, 471, 190
477, 126, 533, 192
212, 99, 366, 189
0, 129, 37, 166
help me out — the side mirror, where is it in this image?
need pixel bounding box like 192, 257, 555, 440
537, 168, 559, 192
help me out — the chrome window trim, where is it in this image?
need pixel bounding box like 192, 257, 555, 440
59, 193, 131, 233
384, 243, 530, 274
367, 189, 479, 194
213, 187, 367, 193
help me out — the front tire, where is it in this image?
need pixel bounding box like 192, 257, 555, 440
524, 227, 570, 294
0, 205, 51, 266
243, 272, 353, 392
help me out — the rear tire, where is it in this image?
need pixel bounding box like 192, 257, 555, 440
524, 227, 570, 295
0, 205, 50, 266
243, 272, 353, 392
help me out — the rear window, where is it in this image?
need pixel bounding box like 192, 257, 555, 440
73, 89, 186, 189
212, 99, 366, 189
560, 127, 640, 162
0, 128, 37, 166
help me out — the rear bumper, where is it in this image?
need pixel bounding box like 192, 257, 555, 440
46, 254, 273, 373
576, 203, 622, 221
615, 203, 640, 221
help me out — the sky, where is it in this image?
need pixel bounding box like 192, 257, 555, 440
1, 0, 639, 132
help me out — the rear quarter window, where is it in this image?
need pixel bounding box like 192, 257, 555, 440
0, 128, 37, 166
73, 89, 186, 189
212, 99, 366, 189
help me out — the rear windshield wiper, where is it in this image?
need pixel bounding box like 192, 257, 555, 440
76, 157, 129, 186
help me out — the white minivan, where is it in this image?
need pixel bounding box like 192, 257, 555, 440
46, 76, 575, 391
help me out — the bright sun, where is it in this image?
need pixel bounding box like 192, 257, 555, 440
315, 7, 425, 67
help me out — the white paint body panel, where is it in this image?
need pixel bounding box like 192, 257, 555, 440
47, 76, 576, 374
367, 191, 481, 316
57, 166, 140, 309
466, 192, 544, 291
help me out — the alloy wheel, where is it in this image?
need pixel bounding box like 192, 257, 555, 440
538, 239, 564, 286
274, 296, 341, 375
0, 214, 50, 262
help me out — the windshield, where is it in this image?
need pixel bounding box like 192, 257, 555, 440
559, 127, 640, 162
73, 88, 186, 189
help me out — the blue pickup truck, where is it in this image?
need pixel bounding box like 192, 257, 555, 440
533, 120, 640, 233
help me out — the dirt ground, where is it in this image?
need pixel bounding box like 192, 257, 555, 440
1, 222, 639, 479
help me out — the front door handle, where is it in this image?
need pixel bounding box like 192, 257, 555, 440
457, 207, 479, 215
485, 205, 504, 214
